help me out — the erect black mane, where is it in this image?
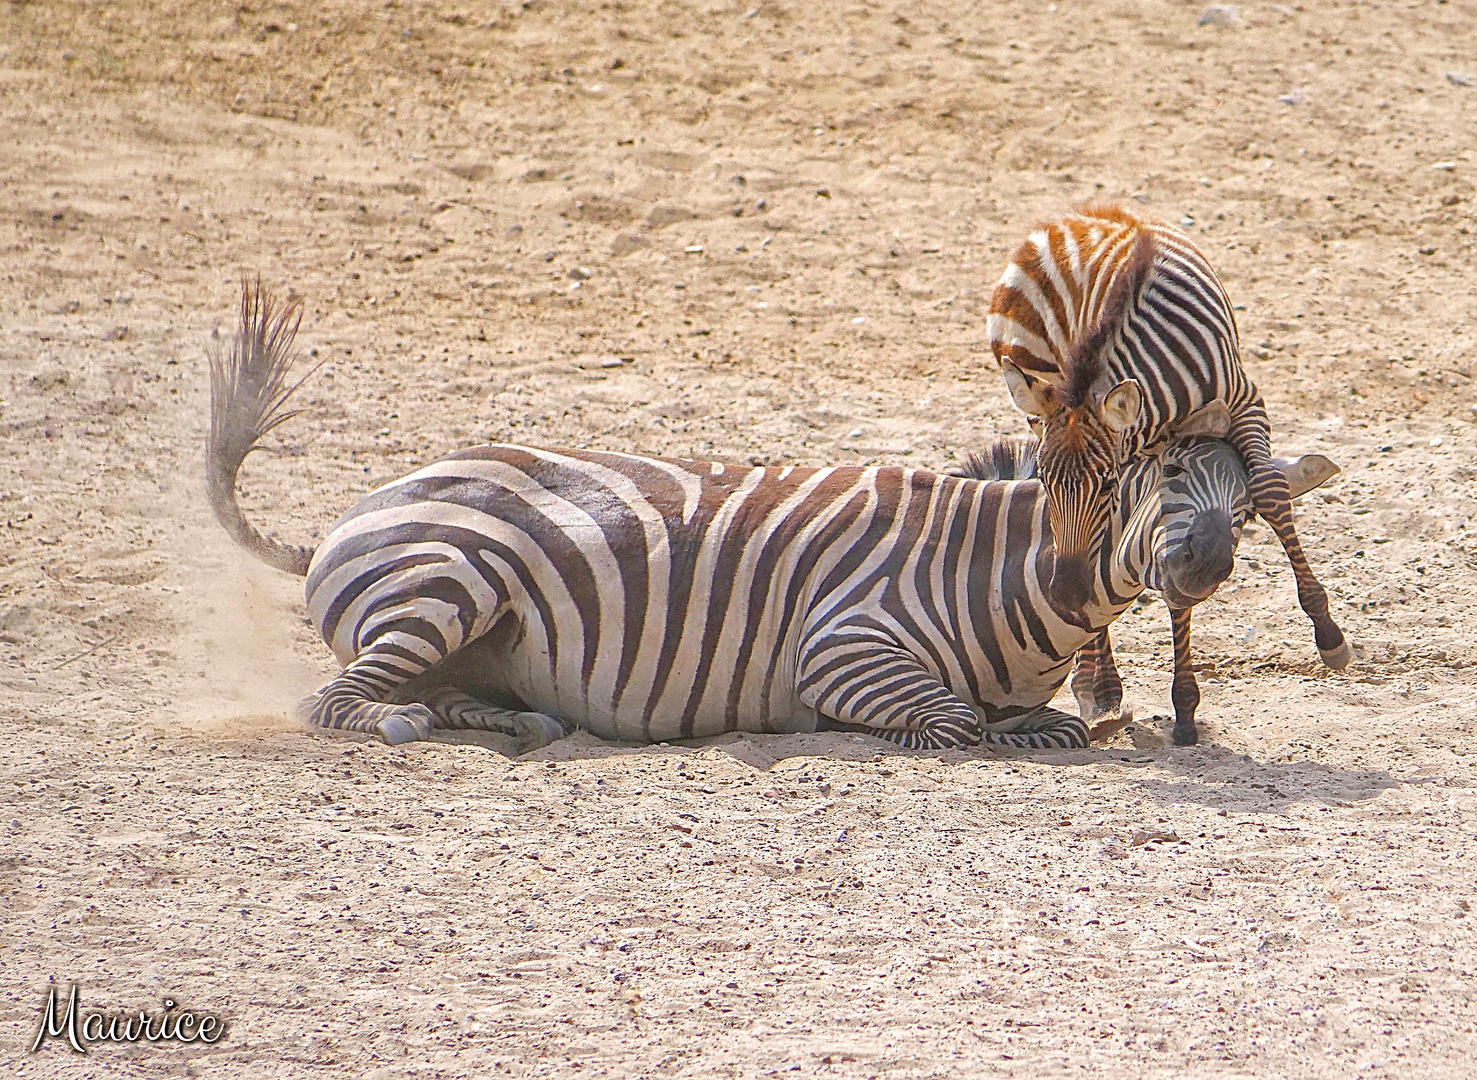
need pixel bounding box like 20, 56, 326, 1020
950, 436, 1039, 481
1062, 230, 1159, 409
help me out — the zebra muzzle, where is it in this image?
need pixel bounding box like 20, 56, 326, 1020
1164, 508, 1235, 604
1048, 554, 1094, 614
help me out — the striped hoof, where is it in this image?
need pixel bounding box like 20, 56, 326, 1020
378, 706, 435, 746
1319, 641, 1353, 670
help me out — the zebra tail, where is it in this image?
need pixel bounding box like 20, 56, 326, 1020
205, 279, 320, 577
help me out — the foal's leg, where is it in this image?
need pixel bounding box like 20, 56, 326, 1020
1092, 633, 1124, 715
1230, 406, 1350, 669
1168, 606, 1201, 747
1071, 631, 1134, 742
1070, 633, 1104, 719
1072, 630, 1126, 719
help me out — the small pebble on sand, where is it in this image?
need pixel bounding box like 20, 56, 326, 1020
1197, 5, 1238, 27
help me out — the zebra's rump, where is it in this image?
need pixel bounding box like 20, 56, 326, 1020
302, 444, 1084, 743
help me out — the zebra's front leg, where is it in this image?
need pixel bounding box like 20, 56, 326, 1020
1168, 606, 1200, 747
978, 704, 1091, 750
1070, 636, 1100, 720
1071, 630, 1124, 721
796, 638, 982, 750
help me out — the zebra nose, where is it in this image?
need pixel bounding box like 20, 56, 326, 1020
1169, 509, 1234, 599
1048, 554, 1094, 614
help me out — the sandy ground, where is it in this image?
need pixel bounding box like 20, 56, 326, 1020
3, 0, 1477, 1075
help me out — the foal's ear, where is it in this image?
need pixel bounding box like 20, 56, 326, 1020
1273, 454, 1341, 499
1099, 379, 1142, 432
1002, 360, 1055, 417
1173, 399, 1232, 439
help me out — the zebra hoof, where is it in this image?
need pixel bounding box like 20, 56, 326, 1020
378, 707, 434, 746
1319, 641, 1353, 670
513, 711, 567, 753
1171, 722, 1199, 747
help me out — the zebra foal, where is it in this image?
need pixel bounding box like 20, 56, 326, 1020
987, 204, 1350, 674
207, 283, 1335, 753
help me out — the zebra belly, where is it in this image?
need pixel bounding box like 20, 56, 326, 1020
501, 647, 821, 741
434, 616, 821, 741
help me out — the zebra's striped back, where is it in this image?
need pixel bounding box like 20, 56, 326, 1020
987, 205, 1251, 453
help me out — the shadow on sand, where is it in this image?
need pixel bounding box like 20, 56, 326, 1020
422, 722, 1407, 816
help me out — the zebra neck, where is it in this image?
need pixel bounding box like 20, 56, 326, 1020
1088, 466, 1162, 623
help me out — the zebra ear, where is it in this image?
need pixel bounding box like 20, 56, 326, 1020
1099, 379, 1142, 432
1002, 360, 1054, 417
1173, 399, 1232, 439
1274, 454, 1341, 499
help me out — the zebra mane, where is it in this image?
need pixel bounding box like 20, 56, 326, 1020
1062, 225, 1159, 409
951, 436, 1039, 481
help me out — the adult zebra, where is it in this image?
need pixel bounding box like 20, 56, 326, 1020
986, 204, 1350, 673
208, 283, 1336, 752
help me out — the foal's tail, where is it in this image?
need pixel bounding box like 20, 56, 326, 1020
205, 280, 319, 577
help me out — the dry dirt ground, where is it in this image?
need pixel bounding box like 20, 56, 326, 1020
3, 1, 1477, 1076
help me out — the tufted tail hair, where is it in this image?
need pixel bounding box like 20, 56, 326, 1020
205, 279, 320, 577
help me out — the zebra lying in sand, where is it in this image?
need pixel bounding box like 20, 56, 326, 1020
207, 283, 1337, 752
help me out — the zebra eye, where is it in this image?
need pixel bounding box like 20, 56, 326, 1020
1163, 464, 1184, 478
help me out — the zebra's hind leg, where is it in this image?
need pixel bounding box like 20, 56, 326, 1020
418, 686, 569, 754
1231, 413, 1350, 669
298, 649, 439, 747
1250, 460, 1350, 668
979, 705, 1090, 750
1070, 639, 1100, 719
